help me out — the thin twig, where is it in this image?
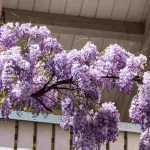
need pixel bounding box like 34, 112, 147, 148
53, 86, 78, 91
101, 75, 142, 83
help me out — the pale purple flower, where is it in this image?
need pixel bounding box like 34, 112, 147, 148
80, 42, 97, 64
130, 72, 150, 130
118, 54, 147, 93
94, 102, 120, 143
29, 44, 41, 60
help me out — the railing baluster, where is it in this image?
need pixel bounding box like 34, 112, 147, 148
69, 128, 73, 150
51, 124, 55, 150
14, 121, 19, 150
124, 132, 128, 150
33, 122, 37, 150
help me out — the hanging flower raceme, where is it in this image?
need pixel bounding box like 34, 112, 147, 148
94, 102, 120, 144
130, 72, 150, 130
119, 54, 147, 93
60, 100, 119, 149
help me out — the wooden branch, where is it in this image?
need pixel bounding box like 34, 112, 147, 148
101, 75, 142, 83
31, 75, 142, 112
32, 75, 142, 99
31, 78, 73, 98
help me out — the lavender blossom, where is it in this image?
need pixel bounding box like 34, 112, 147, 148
119, 54, 147, 93
94, 102, 120, 143
130, 72, 150, 130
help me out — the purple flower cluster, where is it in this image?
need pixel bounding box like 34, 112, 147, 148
129, 72, 150, 149
94, 102, 120, 143
54, 51, 71, 80
130, 72, 150, 129
129, 71, 150, 150
0, 23, 149, 150
101, 44, 129, 76
80, 42, 97, 64
60, 97, 74, 129
89, 44, 131, 90
119, 54, 146, 93
61, 101, 119, 149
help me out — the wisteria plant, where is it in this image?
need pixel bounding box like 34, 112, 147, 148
0, 23, 149, 150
